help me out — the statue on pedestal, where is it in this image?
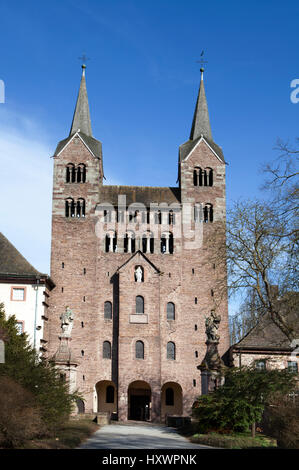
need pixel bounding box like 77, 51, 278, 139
205, 310, 221, 343
60, 306, 75, 338
198, 310, 226, 394
135, 266, 143, 282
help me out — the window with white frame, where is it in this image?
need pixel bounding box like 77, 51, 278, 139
12, 288, 25, 301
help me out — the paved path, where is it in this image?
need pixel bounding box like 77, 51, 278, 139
78, 422, 212, 449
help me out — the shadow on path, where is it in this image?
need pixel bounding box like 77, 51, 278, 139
78, 422, 213, 449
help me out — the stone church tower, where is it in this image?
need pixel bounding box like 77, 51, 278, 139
44, 64, 229, 422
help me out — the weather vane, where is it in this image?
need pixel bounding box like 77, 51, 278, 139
196, 50, 208, 72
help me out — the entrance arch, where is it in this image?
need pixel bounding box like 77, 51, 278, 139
161, 382, 183, 420
95, 380, 117, 414
128, 380, 151, 421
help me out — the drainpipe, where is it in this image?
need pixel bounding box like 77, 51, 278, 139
33, 278, 40, 350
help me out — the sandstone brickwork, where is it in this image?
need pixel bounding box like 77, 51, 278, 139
45, 68, 230, 422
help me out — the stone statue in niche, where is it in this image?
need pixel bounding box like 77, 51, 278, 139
205, 310, 221, 342
60, 306, 75, 337
135, 266, 143, 282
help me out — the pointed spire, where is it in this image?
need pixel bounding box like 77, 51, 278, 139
189, 68, 212, 141
70, 64, 92, 137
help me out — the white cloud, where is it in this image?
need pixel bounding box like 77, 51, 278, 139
0, 107, 53, 274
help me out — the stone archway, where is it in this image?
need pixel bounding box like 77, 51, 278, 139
161, 382, 183, 421
95, 380, 117, 415
128, 380, 151, 421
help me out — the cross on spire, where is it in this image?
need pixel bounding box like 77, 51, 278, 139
78, 53, 90, 66
196, 50, 208, 78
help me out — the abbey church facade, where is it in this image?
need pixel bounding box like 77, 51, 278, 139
44, 64, 229, 422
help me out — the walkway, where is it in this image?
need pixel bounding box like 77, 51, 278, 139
78, 421, 212, 449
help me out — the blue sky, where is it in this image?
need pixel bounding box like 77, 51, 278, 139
0, 0, 298, 315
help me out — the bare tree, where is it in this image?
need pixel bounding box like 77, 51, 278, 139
263, 137, 299, 242
226, 199, 297, 341
229, 288, 266, 344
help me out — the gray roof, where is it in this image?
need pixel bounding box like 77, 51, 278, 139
233, 293, 299, 351
190, 75, 212, 141
54, 131, 102, 160
177, 73, 225, 182
0, 232, 41, 277
70, 67, 92, 137
179, 135, 225, 164
98, 185, 181, 206
54, 67, 103, 166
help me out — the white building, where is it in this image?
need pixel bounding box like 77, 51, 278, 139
0, 232, 54, 352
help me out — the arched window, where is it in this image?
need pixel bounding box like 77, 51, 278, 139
124, 232, 135, 253
205, 167, 213, 187
193, 167, 203, 186
142, 233, 154, 254
136, 296, 144, 314
66, 163, 75, 183
106, 385, 114, 403
135, 340, 144, 359
167, 342, 176, 360
168, 210, 175, 225
161, 232, 174, 254
203, 204, 213, 223
105, 232, 117, 253
167, 302, 175, 320
155, 210, 162, 224
103, 341, 111, 359
165, 387, 174, 406
77, 163, 86, 183
65, 198, 75, 218
104, 301, 112, 320
76, 198, 86, 218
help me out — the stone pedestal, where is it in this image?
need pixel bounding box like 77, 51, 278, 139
198, 340, 225, 394
53, 336, 78, 393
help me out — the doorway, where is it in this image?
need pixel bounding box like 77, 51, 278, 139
128, 381, 151, 421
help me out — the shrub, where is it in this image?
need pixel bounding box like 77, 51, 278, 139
0, 303, 81, 436
192, 366, 297, 434
262, 395, 299, 449
0, 376, 46, 447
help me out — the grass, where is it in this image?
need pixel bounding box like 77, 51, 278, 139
189, 431, 277, 449
22, 418, 99, 449
177, 422, 277, 449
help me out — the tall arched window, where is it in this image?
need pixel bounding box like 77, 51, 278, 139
167, 302, 175, 320
106, 385, 114, 403
155, 210, 162, 224
105, 232, 117, 253
193, 167, 203, 186
167, 342, 176, 360
168, 210, 175, 225
165, 387, 174, 406
66, 163, 75, 183
135, 340, 144, 359
76, 198, 86, 218
65, 198, 75, 218
161, 232, 174, 254
205, 167, 213, 186
77, 163, 86, 183
136, 296, 144, 314
103, 341, 111, 359
142, 233, 154, 254
203, 204, 213, 223
104, 301, 112, 320
124, 232, 135, 253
